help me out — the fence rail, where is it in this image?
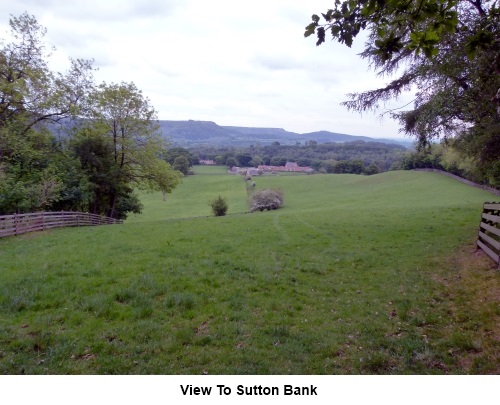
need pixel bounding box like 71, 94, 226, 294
0, 211, 122, 238
477, 202, 500, 268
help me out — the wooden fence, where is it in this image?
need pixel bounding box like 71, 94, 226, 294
0, 211, 122, 238
477, 202, 500, 268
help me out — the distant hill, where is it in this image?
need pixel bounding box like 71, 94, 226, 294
300, 131, 376, 143
159, 120, 413, 148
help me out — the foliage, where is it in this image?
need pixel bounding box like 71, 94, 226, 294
305, 0, 500, 186
365, 162, 382, 175
0, 13, 181, 217
401, 141, 489, 184
225, 156, 238, 168
209, 195, 228, 216
332, 160, 354, 174
249, 188, 284, 212
162, 147, 197, 173
305, 0, 462, 57
74, 83, 183, 218
249, 155, 263, 167
235, 153, 252, 167
173, 155, 191, 175
0, 13, 94, 214
190, 140, 407, 173
0, 13, 94, 134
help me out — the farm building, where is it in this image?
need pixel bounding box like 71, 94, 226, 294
258, 162, 313, 173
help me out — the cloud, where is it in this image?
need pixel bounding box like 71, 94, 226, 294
253, 54, 307, 71
0, 0, 410, 139
12, 0, 181, 21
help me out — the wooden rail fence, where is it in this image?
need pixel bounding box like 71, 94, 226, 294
0, 211, 122, 238
477, 202, 500, 268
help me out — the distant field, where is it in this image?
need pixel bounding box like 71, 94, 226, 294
127, 165, 248, 222
1, 167, 499, 374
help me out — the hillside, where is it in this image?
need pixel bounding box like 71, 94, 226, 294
1, 169, 498, 374
159, 120, 413, 148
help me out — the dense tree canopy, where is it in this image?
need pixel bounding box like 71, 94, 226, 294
0, 13, 94, 214
190, 140, 405, 173
162, 147, 197, 175
0, 13, 181, 217
0, 14, 94, 134
306, 0, 500, 186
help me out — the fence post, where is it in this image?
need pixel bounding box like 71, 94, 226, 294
14, 213, 18, 236
477, 202, 500, 269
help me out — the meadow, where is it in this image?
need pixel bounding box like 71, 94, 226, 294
0, 166, 499, 374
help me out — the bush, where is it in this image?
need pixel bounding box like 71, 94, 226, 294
249, 189, 283, 212
209, 195, 228, 216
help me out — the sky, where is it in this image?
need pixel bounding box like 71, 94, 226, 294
0, 0, 415, 139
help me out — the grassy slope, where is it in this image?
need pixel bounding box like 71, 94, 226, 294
127, 165, 249, 222
0, 168, 498, 374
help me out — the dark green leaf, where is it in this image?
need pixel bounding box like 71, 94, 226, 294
304, 23, 316, 38
316, 27, 326, 46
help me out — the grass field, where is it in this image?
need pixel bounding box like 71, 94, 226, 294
1, 166, 499, 374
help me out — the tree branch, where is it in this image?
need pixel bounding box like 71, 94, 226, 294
21, 110, 70, 135
466, 0, 487, 16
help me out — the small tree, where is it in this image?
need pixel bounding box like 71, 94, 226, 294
365, 163, 381, 176
209, 195, 228, 216
225, 156, 237, 168
173, 155, 190, 175
249, 189, 283, 212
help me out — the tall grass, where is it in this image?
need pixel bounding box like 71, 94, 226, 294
0, 168, 498, 374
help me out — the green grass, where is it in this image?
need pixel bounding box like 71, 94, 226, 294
1, 167, 499, 374
127, 166, 248, 222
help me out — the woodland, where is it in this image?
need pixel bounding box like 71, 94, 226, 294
306, 0, 500, 187
0, 13, 181, 218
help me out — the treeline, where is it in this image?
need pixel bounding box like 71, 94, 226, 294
401, 142, 500, 188
0, 14, 182, 218
188, 140, 407, 174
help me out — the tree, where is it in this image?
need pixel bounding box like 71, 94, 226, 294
365, 162, 381, 176
214, 155, 225, 165
322, 160, 336, 173
305, 1, 500, 186
297, 157, 312, 167
235, 153, 252, 167
334, 160, 353, 174
209, 195, 228, 216
0, 13, 182, 217
147, 158, 182, 202
83, 81, 181, 218
270, 156, 287, 166
173, 155, 190, 175
351, 160, 366, 174
249, 155, 263, 167
0, 13, 94, 137
163, 147, 194, 168
0, 13, 95, 214
225, 156, 238, 167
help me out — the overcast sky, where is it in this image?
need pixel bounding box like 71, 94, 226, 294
0, 0, 415, 139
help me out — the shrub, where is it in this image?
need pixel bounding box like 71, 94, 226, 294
209, 195, 228, 216
249, 189, 283, 212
